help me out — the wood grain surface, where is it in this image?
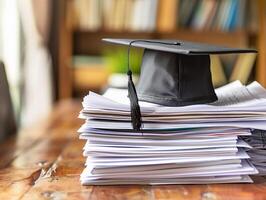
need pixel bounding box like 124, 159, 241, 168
1, 100, 266, 200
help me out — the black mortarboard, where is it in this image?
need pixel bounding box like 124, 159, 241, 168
102, 38, 257, 131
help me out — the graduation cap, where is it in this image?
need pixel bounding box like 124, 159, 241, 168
102, 38, 257, 131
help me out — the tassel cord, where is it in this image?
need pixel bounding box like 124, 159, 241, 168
127, 40, 181, 131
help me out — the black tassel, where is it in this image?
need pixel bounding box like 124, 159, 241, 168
126, 40, 179, 131
127, 70, 142, 131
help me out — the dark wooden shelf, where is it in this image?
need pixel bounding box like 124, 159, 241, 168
73, 30, 156, 55
73, 29, 251, 55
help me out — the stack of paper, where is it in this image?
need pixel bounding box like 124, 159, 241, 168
241, 129, 266, 175
78, 81, 266, 185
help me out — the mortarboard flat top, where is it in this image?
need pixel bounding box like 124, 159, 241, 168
102, 38, 257, 55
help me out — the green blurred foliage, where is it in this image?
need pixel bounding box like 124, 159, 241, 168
103, 47, 143, 74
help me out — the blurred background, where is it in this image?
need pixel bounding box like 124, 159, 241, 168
0, 0, 266, 130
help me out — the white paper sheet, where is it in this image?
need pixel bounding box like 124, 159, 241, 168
80, 175, 253, 185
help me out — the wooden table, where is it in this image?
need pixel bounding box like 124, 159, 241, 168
1, 100, 266, 200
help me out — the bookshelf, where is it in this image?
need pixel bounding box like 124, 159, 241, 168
55, 0, 266, 99
256, 0, 266, 88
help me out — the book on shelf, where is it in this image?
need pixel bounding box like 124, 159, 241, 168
210, 55, 227, 87
230, 53, 257, 84
72, 55, 108, 91
72, 55, 105, 68
156, 0, 179, 32
190, 0, 216, 30
211, 54, 256, 87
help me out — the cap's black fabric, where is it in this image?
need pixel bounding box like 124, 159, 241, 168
137, 49, 217, 106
